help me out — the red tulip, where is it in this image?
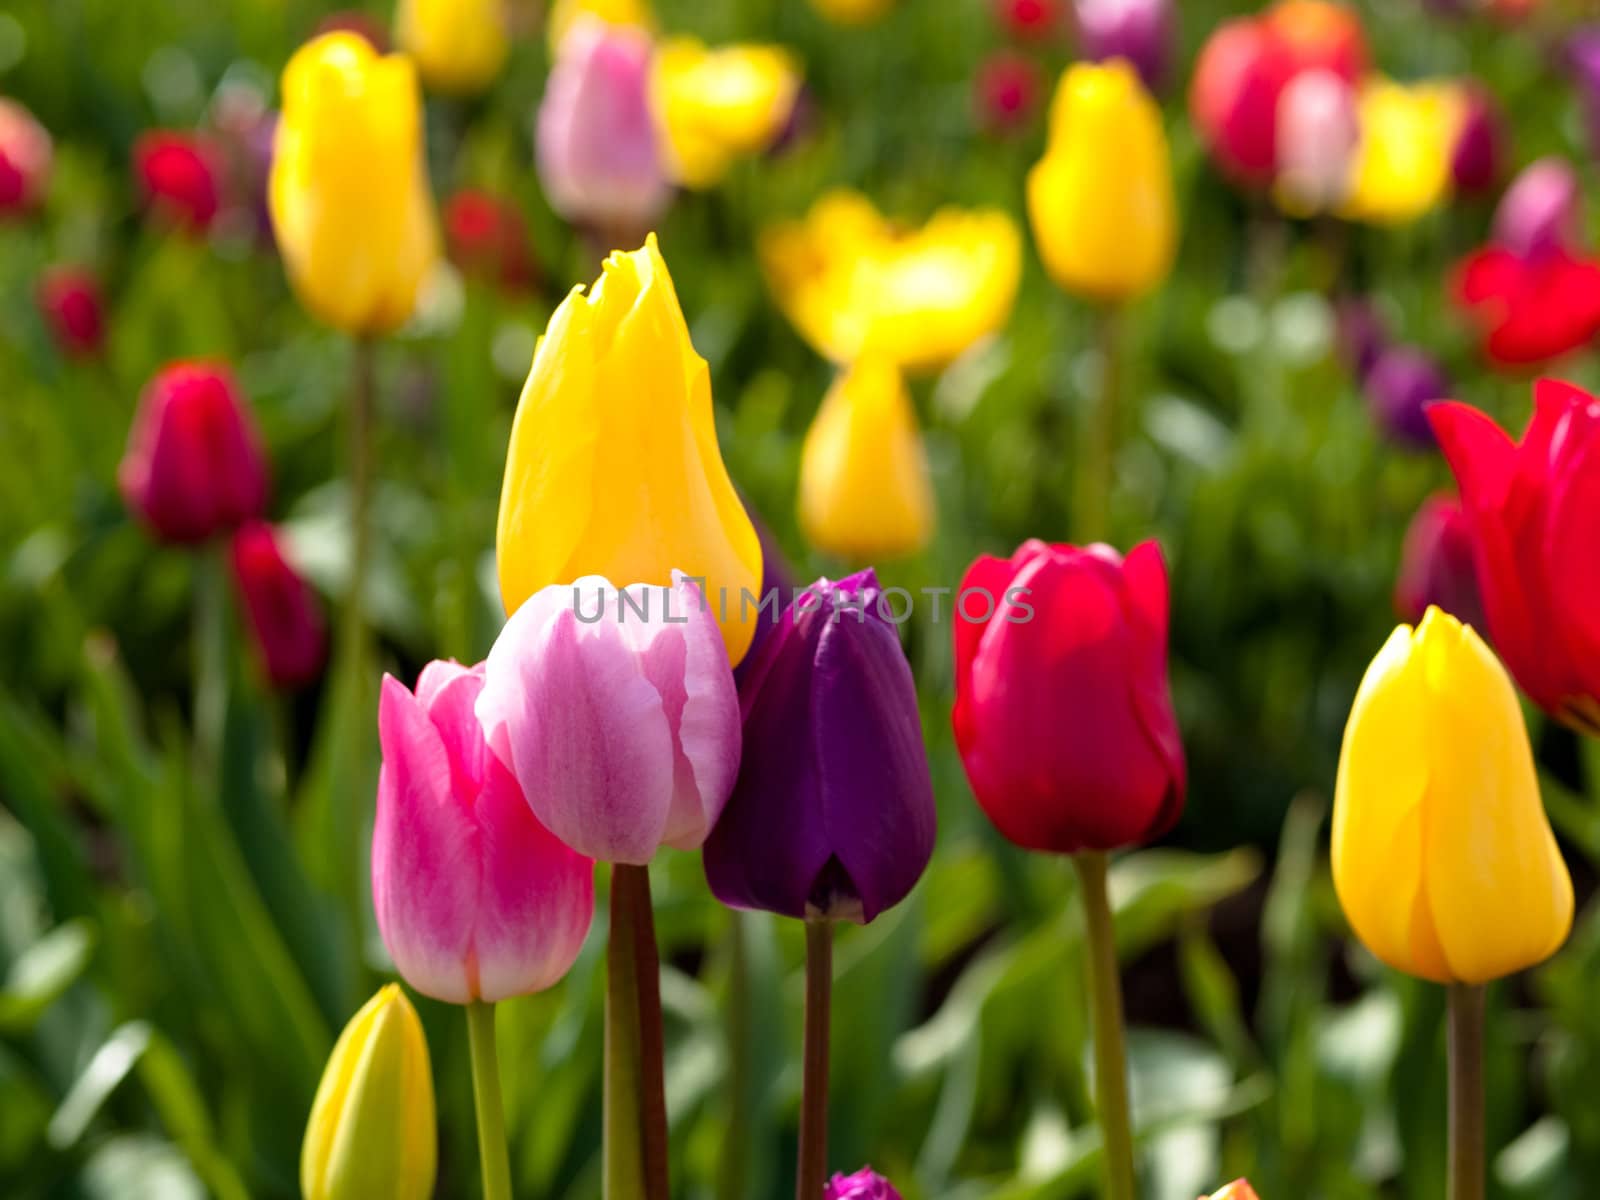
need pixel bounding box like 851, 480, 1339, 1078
133, 131, 223, 234
118, 362, 270, 544
975, 52, 1042, 135
1452, 247, 1600, 367
1430, 382, 1600, 735
994, 0, 1065, 40
37, 266, 106, 359
1189, 18, 1294, 184
1451, 84, 1508, 198
444, 188, 538, 292
952, 539, 1185, 853
229, 520, 328, 690
0, 98, 51, 216
1394, 492, 1486, 633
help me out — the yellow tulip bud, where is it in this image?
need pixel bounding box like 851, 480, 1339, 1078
546, 0, 654, 52
301, 985, 436, 1200
496, 235, 763, 664
269, 33, 440, 336
808, 0, 896, 25
396, 0, 510, 95
1340, 79, 1465, 226
1027, 61, 1177, 302
798, 356, 934, 561
651, 39, 801, 190
1332, 607, 1572, 985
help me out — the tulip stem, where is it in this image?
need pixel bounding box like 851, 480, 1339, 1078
193, 541, 229, 783
797, 917, 833, 1200
1448, 983, 1486, 1200
466, 1000, 514, 1200
345, 336, 375, 658
1076, 305, 1121, 544
1073, 851, 1137, 1200
605, 863, 670, 1200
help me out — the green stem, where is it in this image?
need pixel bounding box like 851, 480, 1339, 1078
344, 337, 375, 661
466, 1001, 513, 1200
604, 864, 669, 1200
1075, 305, 1121, 545
1073, 851, 1137, 1200
1448, 983, 1486, 1200
796, 918, 833, 1200
193, 541, 229, 783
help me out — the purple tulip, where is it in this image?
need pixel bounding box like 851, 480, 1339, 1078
1492, 158, 1582, 260
1394, 493, 1487, 634
1074, 0, 1175, 94
734, 509, 797, 689
703, 571, 936, 925
1365, 345, 1450, 450
824, 1167, 904, 1200
1451, 85, 1508, 197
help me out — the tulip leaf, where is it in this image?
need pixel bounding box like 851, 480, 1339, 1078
0, 919, 94, 1033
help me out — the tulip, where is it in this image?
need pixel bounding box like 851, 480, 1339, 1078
36, 266, 105, 359
1029, 61, 1177, 302
230, 520, 328, 690
1450, 85, 1507, 197
302, 985, 436, 1200
546, 0, 655, 51
760, 190, 1021, 371
374, 661, 594, 1003
134, 131, 223, 234
1332, 606, 1572, 984
0, 98, 51, 216
953, 539, 1185, 853
1341, 79, 1464, 225
703, 570, 936, 923
1074, 0, 1176, 94
1204, 1183, 1262, 1200
118, 362, 270, 545
495, 236, 763, 664
1262, 0, 1367, 81
1451, 247, 1600, 367
395, 0, 509, 94
1492, 158, 1581, 260
994, 0, 1065, 40
477, 573, 741, 865
975, 52, 1044, 135
1363, 345, 1449, 449
825, 1167, 904, 1199
810, 0, 895, 24
650, 38, 802, 189
798, 357, 934, 561
1189, 19, 1292, 185
1395, 493, 1486, 633
445, 188, 538, 292
269, 32, 439, 335
1274, 68, 1359, 215
1431, 383, 1600, 735
736, 508, 796, 687
535, 18, 672, 242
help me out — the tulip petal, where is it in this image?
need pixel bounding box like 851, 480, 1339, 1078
1545, 403, 1600, 692
952, 552, 1021, 752
1429, 400, 1516, 513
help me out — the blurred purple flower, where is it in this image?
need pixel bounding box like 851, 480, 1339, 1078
1451, 84, 1508, 197
1335, 298, 1388, 382
823, 1167, 904, 1200
1074, 0, 1175, 94
1365, 345, 1450, 450
1395, 492, 1487, 633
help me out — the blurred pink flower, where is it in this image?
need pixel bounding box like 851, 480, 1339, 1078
1274, 68, 1358, 212
37, 265, 106, 359
0, 98, 51, 216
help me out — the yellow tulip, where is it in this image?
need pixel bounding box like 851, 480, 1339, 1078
798, 356, 934, 561
1341, 78, 1465, 226
270, 33, 439, 335
1332, 607, 1572, 986
651, 38, 801, 189
496, 235, 763, 664
1028, 60, 1176, 302
302, 985, 436, 1200
547, 0, 654, 51
809, 0, 896, 25
396, 0, 510, 94
760, 190, 1021, 372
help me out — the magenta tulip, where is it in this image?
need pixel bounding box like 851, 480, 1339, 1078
1394, 492, 1486, 633
229, 520, 327, 690
1492, 158, 1582, 260
825, 1167, 903, 1200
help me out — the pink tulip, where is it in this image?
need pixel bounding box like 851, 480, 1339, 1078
1493, 158, 1582, 260
1274, 68, 1358, 212
375, 660, 595, 1004
476, 573, 741, 865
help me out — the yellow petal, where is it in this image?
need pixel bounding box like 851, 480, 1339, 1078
547, 0, 655, 51
396, 0, 510, 94
651, 39, 802, 189
1340, 78, 1465, 226
808, 0, 896, 24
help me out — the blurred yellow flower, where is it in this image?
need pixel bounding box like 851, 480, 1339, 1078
651, 39, 802, 189
269, 33, 439, 335
547, 0, 654, 50
809, 0, 896, 25
395, 0, 509, 94
496, 235, 763, 664
1341, 78, 1465, 225
1332, 607, 1572, 985
799, 356, 934, 561
302, 985, 436, 1200
1027, 60, 1176, 302
760, 190, 1021, 372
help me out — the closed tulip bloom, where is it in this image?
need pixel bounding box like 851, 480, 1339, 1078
477, 574, 741, 865
1074, 0, 1176, 94
953, 540, 1185, 853
1431, 384, 1600, 734
976, 52, 1044, 135
396, 0, 509, 94
810, 0, 895, 24
535, 17, 671, 241
1364, 345, 1449, 449
495, 237, 763, 663
0, 99, 51, 216
1451, 85, 1508, 197
1492, 158, 1581, 260
651, 39, 802, 189
825, 1167, 904, 1199
270, 33, 439, 335
37, 266, 105, 359
1029, 61, 1177, 301
118, 362, 269, 545
1341, 79, 1464, 225
302, 985, 436, 1200
1395, 493, 1486, 633
798, 357, 934, 561
1189, 19, 1292, 184
230, 520, 328, 690
546, 0, 654, 51
703, 571, 936, 924
1204, 1183, 1262, 1200
375, 661, 594, 1003
1332, 608, 1572, 984
133, 131, 222, 234
1274, 69, 1358, 215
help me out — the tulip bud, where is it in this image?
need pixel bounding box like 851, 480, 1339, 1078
495, 237, 763, 664
798, 357, 934, 562
302, 985, 436, 1200
994, 0, 1065, 40
825, 1167, 904, 1199
809, 0, 896, 25
1262, 0, 1367, 82
1029, 61, 1177, 301
230, 520, 328, 690
269, 33, 439, 335
953, 540, 1185, 853
478, 573, 741, 864
134, 131, 223, 234
1189, 19, 1292, 185
1204, 1183, 1262, 1200
1333, 607, 1572, 983
118, 362, 270, 545
650, 39, 802, 190
444, 188, 538, 293
375, 662, 594, 1002
1395, 493, 1486, 633
1274, 69, 1359, 215
975, 52, 1043, 135
396, 0, 509, 94
37, 265, 106, 359
1074, 0, 1176, 94
535, 18, 671, 243
547, 0, 655, 51
1341, 79, 1465, 225
1492, 157, 1581, 260
1363, 345, 1449, 449
0, 99, 51, 216
704, 571, 936, 924
1430, 384, 1600, 735
1450, 84, 1508, 197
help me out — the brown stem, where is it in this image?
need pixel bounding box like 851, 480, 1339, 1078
797, 917, 833, 1200
1448, 983, 1486, 1200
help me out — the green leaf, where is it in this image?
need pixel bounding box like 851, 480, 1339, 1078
0, 919, 94, 1032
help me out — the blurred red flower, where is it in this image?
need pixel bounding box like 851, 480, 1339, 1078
230, 519, 328, 691
975, 52, 1042, 134
994, 0, 1064, 40
1452, 247, 1600, 367
444, 188, 539, 293
134, 131, 223, 234
0, 98, 51, 216
36, 266, 106, 359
